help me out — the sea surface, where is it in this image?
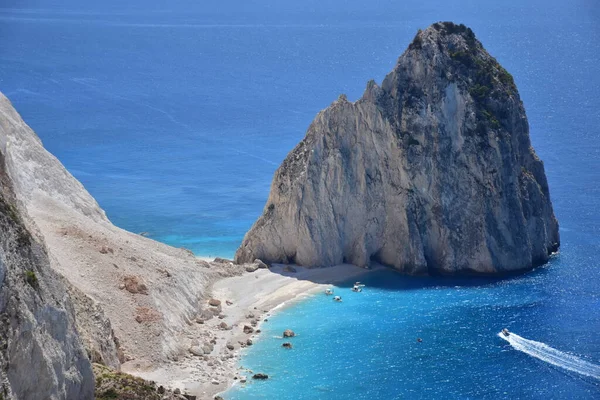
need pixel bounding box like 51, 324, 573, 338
1, 0, 599, 398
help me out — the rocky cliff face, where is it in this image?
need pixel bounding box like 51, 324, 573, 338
0, 90, 229, 396
0, 93, 107, 224
0, 173, 94, 399
236, 22, 559, 275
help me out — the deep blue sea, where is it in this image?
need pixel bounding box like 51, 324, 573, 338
1, 0, 599, 398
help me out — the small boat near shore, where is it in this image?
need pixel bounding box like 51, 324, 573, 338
325, 288, 334, 295
352, 282, 365, 292
333, 296, 342, 302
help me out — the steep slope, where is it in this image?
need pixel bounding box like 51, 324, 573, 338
0, 90, 235, 393
0, 170, 93, 399
0, 94, 106, 223
236, 22, 559, 275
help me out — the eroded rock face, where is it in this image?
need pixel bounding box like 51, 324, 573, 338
236, 22, 559, 275
0, 185, 94, 399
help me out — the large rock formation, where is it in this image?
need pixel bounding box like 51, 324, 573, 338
236, 22, 559, 275
0, 167, 94, 399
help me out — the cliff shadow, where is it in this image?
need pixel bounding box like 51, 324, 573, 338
263, 261, 553, 292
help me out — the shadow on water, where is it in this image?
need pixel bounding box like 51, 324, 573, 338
260, 254, 557, 291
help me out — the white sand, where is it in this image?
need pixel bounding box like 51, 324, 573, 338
130, 263, 373, 399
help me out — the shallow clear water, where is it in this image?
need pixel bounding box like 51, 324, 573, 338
1, 0, 599, 398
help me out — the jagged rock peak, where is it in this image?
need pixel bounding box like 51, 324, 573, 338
235, 22, 559, 275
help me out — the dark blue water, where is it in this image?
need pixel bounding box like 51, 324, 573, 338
1, 0, 599, 398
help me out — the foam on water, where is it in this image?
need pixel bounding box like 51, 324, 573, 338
499, 332, 600, 380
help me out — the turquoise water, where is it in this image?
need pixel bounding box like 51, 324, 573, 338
1, 0, 599, 398
226, 249, 599, 399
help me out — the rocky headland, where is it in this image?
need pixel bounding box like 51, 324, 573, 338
236, 22, 559, 275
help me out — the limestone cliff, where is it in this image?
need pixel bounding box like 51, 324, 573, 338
0, 170, 94, 399
0, 90, 238, 396
236, 22, 559, 275
0, 94, 106, 224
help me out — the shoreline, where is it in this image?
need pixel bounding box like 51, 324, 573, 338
209, 263, 375, 399
133, 263, 375, 399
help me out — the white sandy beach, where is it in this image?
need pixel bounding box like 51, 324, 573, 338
130, 263, 374, 399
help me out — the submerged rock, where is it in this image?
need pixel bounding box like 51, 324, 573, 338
252, 373, 269, 380
235, 22, 559, 275
283, 265, 297, 273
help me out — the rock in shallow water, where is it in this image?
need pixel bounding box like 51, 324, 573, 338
283, 329, 295, 338
235, 22, 559, 275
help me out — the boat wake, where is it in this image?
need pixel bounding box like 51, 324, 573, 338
499, 332, 600, 379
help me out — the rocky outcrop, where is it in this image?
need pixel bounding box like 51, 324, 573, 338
236, 22, 559, 275
283, 329, 295, 338
0, 178, 93, 398
67, 285, 122, 369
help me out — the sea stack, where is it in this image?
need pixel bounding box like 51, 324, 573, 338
236, 22, 559, 275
